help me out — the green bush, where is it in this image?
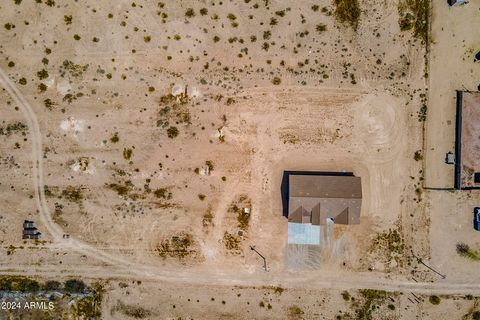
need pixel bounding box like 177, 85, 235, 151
64, 279, 86, 293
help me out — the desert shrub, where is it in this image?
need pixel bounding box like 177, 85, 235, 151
110, 132, 119, 143
202, 209, 214, 227
456, 243, 480, 261
74, 34, 81, 40
106, 183, 130, 196
333, 0, 360, 30
272, 77, 281, 85
341, 291, 351, 301
198, 194, 206, 201
200, 8, 208, 15
123, 148, 133, 160
418, 104, 427, 121
473, 311, 480, 320
18, 77, 27, 85
61, 186, 83, 203
223, 232, 241, 250
185, 8, 195, 18
414, 150, 423, 161
64, 279, 86, 293
153, 188, 172, 199
0, 121, 28, 136
399, 12, 415, 31
429, 295, 441, 305
316, 23, 327, 33
72, 282, 104, 319
64, 15, 72, 25
156, 233, 194, 259
38, 83, 47, 92
36, 69, 49, 80
166, 126, 179, 138
288, 305, 304, 318
120, 304, 151, 318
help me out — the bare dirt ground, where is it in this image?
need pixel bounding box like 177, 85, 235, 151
1, 0, 478, 318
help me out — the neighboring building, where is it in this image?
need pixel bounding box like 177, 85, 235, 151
454, 91, 480, 189
448, 0, 467, 6
281, 171, 362, 245
22, 220, 42, 240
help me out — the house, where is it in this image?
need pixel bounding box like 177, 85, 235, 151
22, 220, 42, 240
282, 171, 362, 245
287, 174, 362, 225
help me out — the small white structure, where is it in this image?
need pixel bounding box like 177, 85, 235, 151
445, 152, 455, 165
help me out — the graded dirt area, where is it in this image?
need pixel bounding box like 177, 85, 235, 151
2, 0, 477, 319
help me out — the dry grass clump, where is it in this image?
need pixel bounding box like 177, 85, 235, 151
228, 194, 252, 231
398, 0, 429, 42
223, 231, 241, 251
114, 302, 151, 319
156, 232, 195, 259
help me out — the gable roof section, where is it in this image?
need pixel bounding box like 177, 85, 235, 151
289, 175, 362, 199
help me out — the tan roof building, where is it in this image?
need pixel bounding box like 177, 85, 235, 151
287, 174, 362, 225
